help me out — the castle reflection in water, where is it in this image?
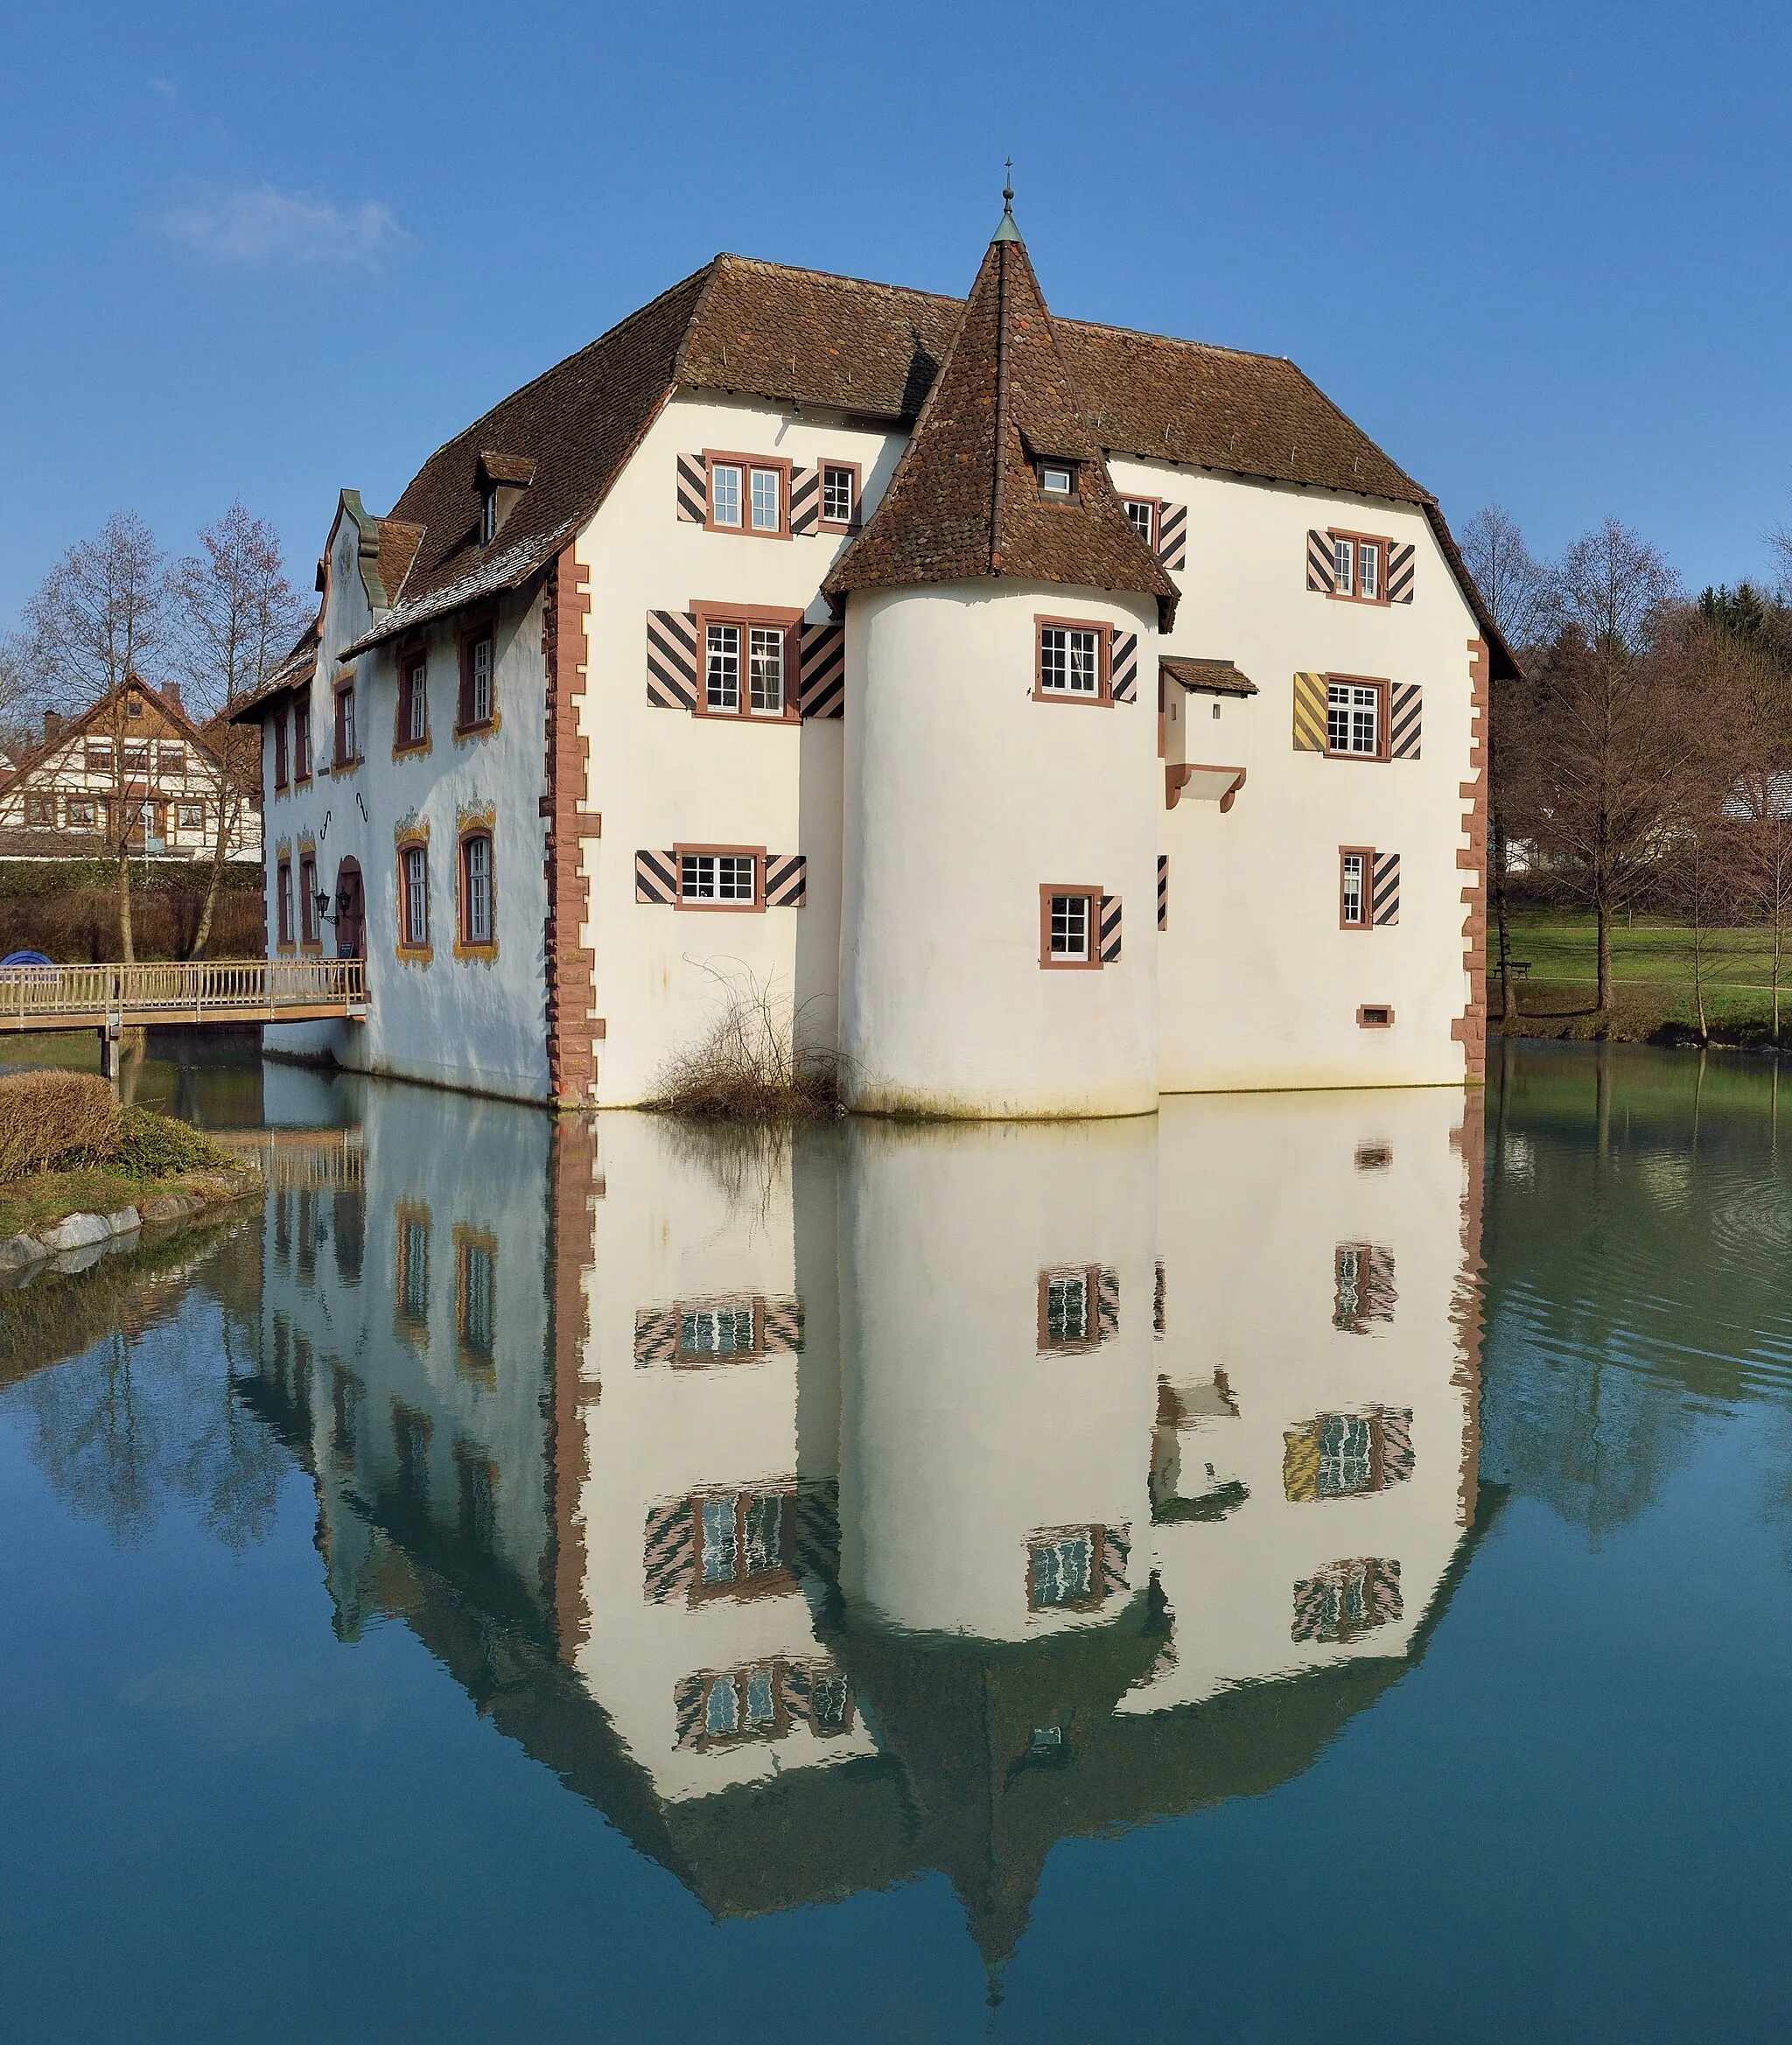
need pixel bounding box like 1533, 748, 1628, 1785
241, 1076, 1488, 1967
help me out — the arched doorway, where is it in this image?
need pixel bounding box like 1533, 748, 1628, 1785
332, 856, 365, 960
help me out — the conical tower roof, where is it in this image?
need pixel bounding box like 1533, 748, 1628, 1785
822, 216, 1180, 627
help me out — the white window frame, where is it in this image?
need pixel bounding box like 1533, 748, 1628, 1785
1040, 626, 1101, 697
710, 462, 743, 528
1357, 541, 1380, 600
822, 464, 856, 526
1333, 535, 1354, 595
403, 844, 430, 947
706, 623, 741, 711
463, 834, 493, 946
1327, 682, 1381, 757
1050, 892, 1090, 961
404, 656, 429, 743
749, 466, 781, 532
679, 851, 759, 907
748, 626, 785, 714
1340, 851, 1367, 928
470, 638, 493, 726
1124, 498, 1157, 546
1040, 464, 1074, 498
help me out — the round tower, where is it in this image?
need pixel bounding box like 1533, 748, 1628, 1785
823, 212, 1177, 1117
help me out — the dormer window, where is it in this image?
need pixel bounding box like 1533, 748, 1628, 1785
1040, 462, 1075, 500
474, 451, 536, 549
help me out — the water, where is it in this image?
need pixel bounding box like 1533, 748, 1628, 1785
3, 1044, 1789, 2042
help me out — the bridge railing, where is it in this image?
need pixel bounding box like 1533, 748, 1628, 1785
1, 956, 367, 1026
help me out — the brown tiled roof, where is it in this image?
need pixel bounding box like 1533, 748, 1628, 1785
476, 451, 538, 487
1, 677, 219, 786
227, 622, 318, 725
820, 228, 1179, 620
1162, 656, 1257, 697
328, 245, 1517, 678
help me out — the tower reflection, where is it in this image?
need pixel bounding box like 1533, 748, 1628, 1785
242, 1084, 1489, 1964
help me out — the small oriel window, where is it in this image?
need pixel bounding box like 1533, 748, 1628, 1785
1040, 463, 1074, 498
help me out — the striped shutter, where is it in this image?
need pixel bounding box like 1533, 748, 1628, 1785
764, 854, 807, 907
794, 1481, 842, 1583
1292, 671, 1327, 751
643, 1500, 696, 1605
647, 610, 697, 709
1390, 683, 1422, 760
1386, 542, 1415, 605
1364, 1252, 1398, 1322
761, 1296, 804, 1353
1096, 1267, 1119, 1341
1371, 851, 1400, 926
1376, 1404, 1414, 1483
676, 454, 706, 523
1306, 529, 1335, 592
1098, 893, 1123, 963
634, 850, 677, 904
1157, 854, 1167, 930
1282, 1422, 1321, 1502
674, 1674, 707, 1747
797, 622, 844, 718
1156, 501, 1187, 571
634, 1306, 679, 1365
1110, 630, 1138, 703
1099, 1523, 1130, 1600
790, 466, 819, 536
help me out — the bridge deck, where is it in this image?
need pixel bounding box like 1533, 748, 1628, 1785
2, 958, 367, 1033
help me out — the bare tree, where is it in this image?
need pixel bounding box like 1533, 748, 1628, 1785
1461, 505, 1548, 1026
18, 515, 170, 960
1502, 522, 1689, 1012
169, 505, 305, 957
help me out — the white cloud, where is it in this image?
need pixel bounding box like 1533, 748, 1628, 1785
159, 185, 410, 270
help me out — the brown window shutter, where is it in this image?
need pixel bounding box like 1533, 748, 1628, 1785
1306, 529, 1334, 592
1292, 671, 1326, 751
1386, 542, 1415, 604
1372, 851, 1400, 925
1390, 684, 1421, 759
676, 454, 706, 522
647, 611, 697, 709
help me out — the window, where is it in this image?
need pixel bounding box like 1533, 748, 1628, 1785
68, 796, 97, 829
126, 696, 143, 718
276, 858, 293, 946
704, 452, 790, 538
399, 654, 429, 748
24, 794, 55, 827
1046, 1271, 1089, 1346
333, 681, 357, 767
158, 743, 186, 777
1327, 529, 1393, 604
1319, 1413, 1376, 1495
1334, 1242, 1396, 1331
460, 832, 494, 947
678, 849, 760, 908
1027, 1527, 1103, 1611
686, 1663, 789, 1749
293, 697, 312, 781
1358, 1005, 1394, 1029
458, 629, 494, 731
85, 741, 112, 776
480, 489, 497, 546
820, 462, 858, 530
1340, 849, 1370, 929
398, 1210, 430, 1326
681, 1304, 759, 1358
1124, 498, 1157, 546
1040, 463, 1074, 498
273, 717, 288, 789
176, 801, 204, 831
1040, 886, 1104, 970
1326, 680, 1384, 757
1292, 1558, 1403, 1645
298, 854, 318, 944
1036, 619, 1110, 703
401, 844, 430, 949
695, 608, 799, 719
1037, 1264, 1113, 1355
122, 741, 150, 776
692, 1488, 792, 1601
456, 1229, 496, 1366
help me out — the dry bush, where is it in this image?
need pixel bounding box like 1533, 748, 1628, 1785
652, 964, 843, 1120
0, 886, 264, 962
0, 1070, 121, 1182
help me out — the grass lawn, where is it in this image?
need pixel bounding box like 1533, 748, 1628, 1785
1492, 908, 1792, 1040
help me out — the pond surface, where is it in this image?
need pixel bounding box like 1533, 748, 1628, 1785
3, 1045, 1789, 2042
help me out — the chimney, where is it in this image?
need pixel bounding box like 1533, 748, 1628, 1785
43, 711, 62, 745
163, 681, 183, 715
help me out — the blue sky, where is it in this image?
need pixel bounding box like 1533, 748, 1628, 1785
4, 0, 1789, 628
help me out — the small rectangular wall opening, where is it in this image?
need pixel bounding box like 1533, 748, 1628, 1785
1357, 1005, 1395, 1029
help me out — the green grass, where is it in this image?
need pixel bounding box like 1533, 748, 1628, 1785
1492, 908, 1792, 1040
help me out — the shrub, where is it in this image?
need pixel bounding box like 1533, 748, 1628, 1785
107, 1106, 235, 1178
0, 1071, 120, 1181
651, 965, 843, 1120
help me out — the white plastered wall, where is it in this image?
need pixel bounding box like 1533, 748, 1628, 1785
842, 580, 1161, 1117
1108, 456, 1481, 1091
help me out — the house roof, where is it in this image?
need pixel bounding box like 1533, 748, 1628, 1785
0, 676, 220, 791
321, 246, 1516, 678
226, 623, 319, 725
1162, 655, 1257, 697
819, 217, 1179, 621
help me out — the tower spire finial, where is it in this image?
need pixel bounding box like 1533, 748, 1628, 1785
993, 158, 1021, 242
1003, 158, 1013, 214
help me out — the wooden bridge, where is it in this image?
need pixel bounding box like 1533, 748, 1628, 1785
2, 958, 368, 1035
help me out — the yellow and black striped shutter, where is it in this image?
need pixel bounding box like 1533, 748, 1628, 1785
1390, 684, 1421, 759
648, 611, 697, 709
1292, 671, 1327, 751
676, 454, 706, 522
1372, 851, 1400, 926
1098, 893, 1123, 963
